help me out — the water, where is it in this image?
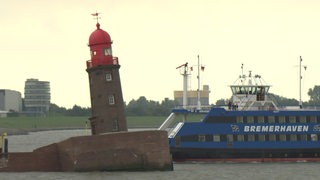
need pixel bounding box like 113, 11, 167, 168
2, 130, 320, 180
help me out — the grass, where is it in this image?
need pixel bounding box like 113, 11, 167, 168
0, 114, 207, 130
0, 116, 88, 130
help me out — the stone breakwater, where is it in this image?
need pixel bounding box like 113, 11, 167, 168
0, 130, 173, 172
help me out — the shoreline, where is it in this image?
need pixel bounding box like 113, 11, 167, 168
0, 126, 158, 136
0, 127, 87, 136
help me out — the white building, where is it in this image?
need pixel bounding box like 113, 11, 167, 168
0, 89, 22, 113
24, 79, 50, 115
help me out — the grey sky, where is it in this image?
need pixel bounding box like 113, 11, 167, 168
1, 0, 319, 108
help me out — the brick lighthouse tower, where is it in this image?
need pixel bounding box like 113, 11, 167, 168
86, 14, 127, 134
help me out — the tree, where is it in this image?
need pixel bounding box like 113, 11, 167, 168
126, 97, 148, 116
160, 98, 178, 115
215, 99, 229, 106
66, 105, 91, 116
307, 85, 320, 105
125, 96, 177, 116
268, 93, 299, 106
49, 103, 90, 116
49, 103, 67, 116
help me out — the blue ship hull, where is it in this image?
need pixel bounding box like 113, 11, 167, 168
167, 108, 320, 162
171, 147, 320, 161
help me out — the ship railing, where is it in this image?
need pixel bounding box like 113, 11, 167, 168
220, 105, 320, 111
173, 105, 212, 113
278, 105, 320, 111
158, 112, 176, 130
168, 122, 184, 138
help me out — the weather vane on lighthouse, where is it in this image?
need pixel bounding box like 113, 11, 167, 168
91, 11, 101, 23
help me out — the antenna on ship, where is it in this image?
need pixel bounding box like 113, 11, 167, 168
197, 55, 201, 111
299, 56, 307, 109
240, 63, 245, 85
176, 62, 190, 109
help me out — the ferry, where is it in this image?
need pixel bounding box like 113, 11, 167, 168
159, 64, 320, 163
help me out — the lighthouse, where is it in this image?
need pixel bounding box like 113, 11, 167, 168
86, 17, 127, 134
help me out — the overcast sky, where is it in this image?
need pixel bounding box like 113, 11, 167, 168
1, 0, 320, 108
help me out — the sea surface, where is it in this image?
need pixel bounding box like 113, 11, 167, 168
1, 129, 320, 180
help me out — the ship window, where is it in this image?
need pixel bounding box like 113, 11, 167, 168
289, 116, 296, 123
237, 135, 244, 142
310, 116, 317, 123
213, 135, 220, 142
247, 116, 254, 124
236, 116, 243, 123
239, 87, 246, 94
175, 136, 181, 146
311, 134, 318, 141
258, 134, 265, 141
279, 116, 285, 124
227, 135, 233, 142
198, 135, 206, 142
290, 134, 297, 141
247, 134, 255, 141
106, 73, 112, 81
205, 135, 213, 141
269, 134, 276, 141
279, 134, 286, 141
231, 87, 236, 94
268, 116, 275, 123
206, 116, 236, 123
181, 135, 198, 142
298, 134, 307, 141
108, 95, 115, 105
299, 116, 306, 123
220, 135, 227, 142
257, 116, 265, 123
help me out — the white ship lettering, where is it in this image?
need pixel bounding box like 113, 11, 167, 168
244, 125, 309, 133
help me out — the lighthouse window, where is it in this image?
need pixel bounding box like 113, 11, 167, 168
105, 73, 112, 81
104, 48, 112, 56
91, 50, 97, 57
112, 119, 119, 131
108, 95, 115, 105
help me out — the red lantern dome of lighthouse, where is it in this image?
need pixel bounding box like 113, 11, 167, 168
89, 23, 111, 46
87, 21, 118, 68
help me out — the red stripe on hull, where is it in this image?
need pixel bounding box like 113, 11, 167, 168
174, 157, 320, 163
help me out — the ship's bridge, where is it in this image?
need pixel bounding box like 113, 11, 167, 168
229, 71, 278, 111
